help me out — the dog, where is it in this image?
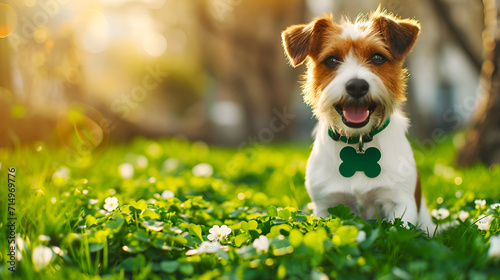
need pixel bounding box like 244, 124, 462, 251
281, 8, 436, 233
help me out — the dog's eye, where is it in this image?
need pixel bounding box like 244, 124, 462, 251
323, 56, 340, 68
371, 53, 386, 65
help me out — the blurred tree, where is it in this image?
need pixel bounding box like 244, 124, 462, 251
0, 40, 12, 92
0, 2, 15, 146
456, 0, 500, 166
429, 0, 482, 72
198, 0, 305, 145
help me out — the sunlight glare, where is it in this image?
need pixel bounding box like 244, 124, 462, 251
144, 0, 166, 9
0, 4, 16, 38
74, 10, 110, 53
142, 32, 167, 57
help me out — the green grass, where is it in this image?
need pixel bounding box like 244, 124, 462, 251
1, 134, 500, 279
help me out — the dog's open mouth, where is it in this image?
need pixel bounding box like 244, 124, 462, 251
334, 103, 377, 128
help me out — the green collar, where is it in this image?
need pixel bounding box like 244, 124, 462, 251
328, 118, 391, 144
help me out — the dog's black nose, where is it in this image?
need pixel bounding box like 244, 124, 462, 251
346, 79, 369, 99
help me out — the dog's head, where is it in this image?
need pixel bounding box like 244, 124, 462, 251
282, 9, 420, 137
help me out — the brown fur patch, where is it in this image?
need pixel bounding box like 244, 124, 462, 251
281, 16, 341, 67
371, 14, 421, 59
415, 173, 422, 213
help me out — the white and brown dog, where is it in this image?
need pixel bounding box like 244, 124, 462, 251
282, 9, 436, 233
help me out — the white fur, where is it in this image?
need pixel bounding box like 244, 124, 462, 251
306, 111, 437, 234
319, 53, 394, 137
340, 25, 367, 40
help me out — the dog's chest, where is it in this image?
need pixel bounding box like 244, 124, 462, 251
306, 116, 417, 198
307, 142, 412, 193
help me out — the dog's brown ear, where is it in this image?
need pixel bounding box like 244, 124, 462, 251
281, 16, 334, 67
372, 14, 420, 59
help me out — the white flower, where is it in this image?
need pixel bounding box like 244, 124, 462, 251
147, 198, 157, 205
431, 208, 450, 220
356, 231, 367, 243
476, 214, 494, 231
458, 210, 469, 222
38, 235, 51, 242
163, 158, 179, 171
192, 163, 213, 177
32, 245, 54, 270
104, 196, 119, 211
207, 225, 232, 241
53, 167, 69, 178
198, 241, 221, 254
161, 190, 175, 200
136, 156, 148, 169
253, 235, 269, 254
16, 234, 24, 252
488, 235, 500, 258
475, 199, 487, 208
52, 167, 70, 185
491, 203, 500, 210
119, 163, 134, 179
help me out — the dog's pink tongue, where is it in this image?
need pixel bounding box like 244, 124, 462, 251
343, 105, 370, 123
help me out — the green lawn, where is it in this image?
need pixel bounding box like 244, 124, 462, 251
1, 134, 500, 279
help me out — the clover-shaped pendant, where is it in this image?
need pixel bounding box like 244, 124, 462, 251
339, 146, 381, 178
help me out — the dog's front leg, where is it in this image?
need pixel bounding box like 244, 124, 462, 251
382, 196, 419, 228
312, 192, 360, 219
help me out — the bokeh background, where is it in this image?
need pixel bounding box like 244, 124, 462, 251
0, 0, 491, 161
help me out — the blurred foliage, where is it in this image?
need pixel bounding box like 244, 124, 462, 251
0, 0, 487, 146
